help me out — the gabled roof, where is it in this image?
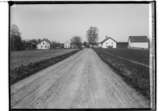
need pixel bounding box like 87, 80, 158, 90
101, 36, 117, 44
129, 36, 149, 42
40, 39, 51, 44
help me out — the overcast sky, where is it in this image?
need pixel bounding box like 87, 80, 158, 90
11, 4, 149, 42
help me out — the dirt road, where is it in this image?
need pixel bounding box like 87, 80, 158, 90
11, 49, 149, 108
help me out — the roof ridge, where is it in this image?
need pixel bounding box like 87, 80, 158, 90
129, 36, 149, 42
101, 36, 117, 43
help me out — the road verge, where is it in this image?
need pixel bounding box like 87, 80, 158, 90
94, 48, 150, 100
10, 50, 79, 85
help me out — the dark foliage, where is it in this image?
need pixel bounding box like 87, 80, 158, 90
10, 24, 24, 50
83, 41, 89, 48
50, 41, 64, 49
71, 36, 82, 49
22, 39, 38, 50
87, 26, 98, 45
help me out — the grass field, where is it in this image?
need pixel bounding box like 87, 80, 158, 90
10, 49, 77, 70
10, 49, 78, 84
94, 48, 150, 99
103, 48, 149, 65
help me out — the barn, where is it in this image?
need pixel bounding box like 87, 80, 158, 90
37, 39, 50, 49
100, 36, 117, 48
128, 36, 149, 49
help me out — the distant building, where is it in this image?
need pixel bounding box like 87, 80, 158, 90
100, 36, 117, 48
64, 41, 71, 48
117, 42, 128, 48
128, 36, 149, 49
37, 39, 50, 49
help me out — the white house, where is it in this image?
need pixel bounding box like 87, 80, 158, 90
64, 41, 71, 48
128, 36, 149, 49
37, 40, 50, 49
100, 36, 117, 48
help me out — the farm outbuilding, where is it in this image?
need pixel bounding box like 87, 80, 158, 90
128, 36, 149, 49
117, 42, 128, 48
100, 36, 117, 48
37, 39, 50, 49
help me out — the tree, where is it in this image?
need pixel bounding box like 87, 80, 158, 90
83, 41, 89, 48
87, 26, 98, 46
10, 24, 23, 50
70, 36, 82, 49
50, 41, 61, 49
28, 39, 39, 49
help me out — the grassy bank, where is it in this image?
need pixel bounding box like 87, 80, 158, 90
10, 49, 78, 85
10, 49, 77, 70
94, 48, 150, 99
102, 48, 149, 65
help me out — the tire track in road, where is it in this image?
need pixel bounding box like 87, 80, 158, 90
11, 50, 84, 108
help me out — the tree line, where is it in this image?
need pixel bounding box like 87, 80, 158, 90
10, 25, 64, 51
10, 24, 99, 51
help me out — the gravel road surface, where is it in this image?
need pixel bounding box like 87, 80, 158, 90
11, 48, 149, 108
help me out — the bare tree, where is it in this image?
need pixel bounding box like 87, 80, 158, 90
87, 26, 98, 46
70, 36, 82, 49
